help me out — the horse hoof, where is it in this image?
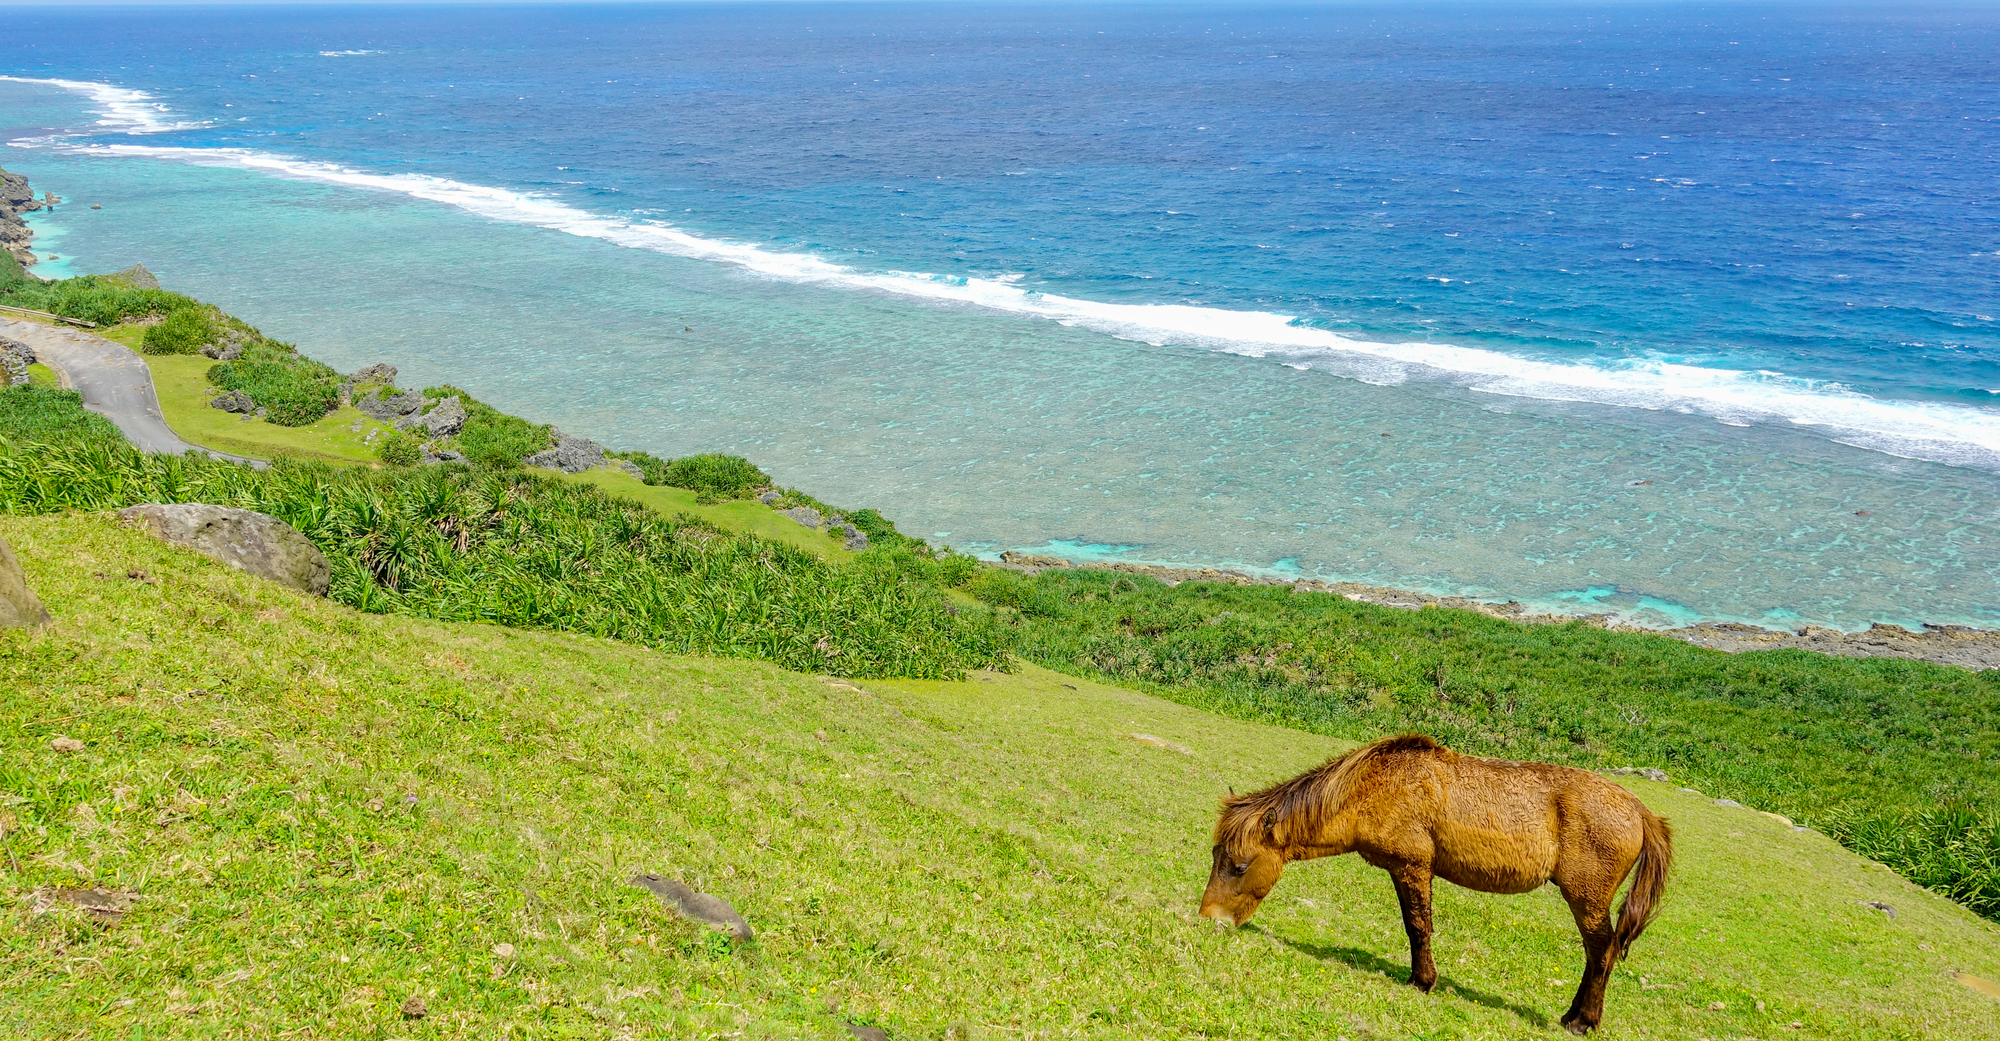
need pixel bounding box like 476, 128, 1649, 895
1411, 978, 1436, 994
1562, 1019, 1593, 1036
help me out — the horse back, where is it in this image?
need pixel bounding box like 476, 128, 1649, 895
1427, 755, 1644, 895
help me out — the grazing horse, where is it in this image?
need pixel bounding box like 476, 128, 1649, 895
1199, 734, 1672, 1035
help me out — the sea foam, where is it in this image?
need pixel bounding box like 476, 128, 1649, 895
0, 76, 210, 135
13, 65, 2000, 474
59, 141, 2000, 473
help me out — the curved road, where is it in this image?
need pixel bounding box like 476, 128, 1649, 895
0, 318, 263, 467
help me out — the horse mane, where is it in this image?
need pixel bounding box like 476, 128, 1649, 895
1213, 734, 1444, 858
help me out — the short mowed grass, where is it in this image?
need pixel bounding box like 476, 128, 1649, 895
3, 513, 1998, 1040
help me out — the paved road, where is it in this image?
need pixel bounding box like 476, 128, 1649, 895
0, 318, 264, 466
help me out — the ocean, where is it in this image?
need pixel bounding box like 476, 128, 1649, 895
3, 1, 1997, 630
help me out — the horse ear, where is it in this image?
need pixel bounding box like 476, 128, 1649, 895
1227, 786, 1236, 797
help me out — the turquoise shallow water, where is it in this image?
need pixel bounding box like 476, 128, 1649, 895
13, 141, 1996, 632
2, 0, 1997, 633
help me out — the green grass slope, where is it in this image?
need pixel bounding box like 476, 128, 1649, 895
3, 514, 1997, 1039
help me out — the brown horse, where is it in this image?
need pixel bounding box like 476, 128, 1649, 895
1199, 734, 1672, 1035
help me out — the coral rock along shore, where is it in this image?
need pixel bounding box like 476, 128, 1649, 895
995, 552, 2000, 670
0, 164, 59, 269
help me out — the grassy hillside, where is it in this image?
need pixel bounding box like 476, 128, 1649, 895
2, 513, 1998, 1039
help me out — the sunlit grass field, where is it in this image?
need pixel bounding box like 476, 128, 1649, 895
3, 513, 1997, 1039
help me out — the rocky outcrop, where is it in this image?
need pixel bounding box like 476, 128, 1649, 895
116, 504, 330, 596
355, 387, 426, 421
1, 164, 56, 270
0, 534, 52, 628
0, 336, 36, 386
209, 389, 256, 414
104, 264, 160, 290
352, 363, 397, 385
395, 395, 466, 437
524, 428, 606, 473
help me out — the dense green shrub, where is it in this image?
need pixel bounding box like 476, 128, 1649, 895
140, 307, 217, 355
0, 386, 1007, 679
607, 450, 769, 503
377, 432, 422, 466
0, 385, 122, 445
0, 273, 196, 326
424, 385, 552, 468
1838, 805, 2000, 920
208, 342, 342, 427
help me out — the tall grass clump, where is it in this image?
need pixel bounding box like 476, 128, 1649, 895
423, 385, 552, 467
139, 307, 218, 355
611, 450, 769, 502
0, 271, 196, 326
0, 385, 123, 445
208, 341, 343, 426
0, 385, 1007, 678
971, 566, 2000, 921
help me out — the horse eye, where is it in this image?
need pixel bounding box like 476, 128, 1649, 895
1231, 862, 1248, 877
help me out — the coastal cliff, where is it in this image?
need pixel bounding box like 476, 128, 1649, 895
0, 164, 57, 270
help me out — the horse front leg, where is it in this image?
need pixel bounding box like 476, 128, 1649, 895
1390, 868, 1438, 993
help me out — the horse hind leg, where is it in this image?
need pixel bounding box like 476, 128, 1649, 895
1557, 884, 1620, 1035
1390, 867, 1438, 993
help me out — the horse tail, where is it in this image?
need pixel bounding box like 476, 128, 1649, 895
1612, 807, 1673, 957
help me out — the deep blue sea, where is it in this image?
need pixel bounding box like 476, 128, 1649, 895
4, 1, 1998, 629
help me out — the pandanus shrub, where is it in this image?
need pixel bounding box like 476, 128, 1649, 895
0, 396, 1010, 679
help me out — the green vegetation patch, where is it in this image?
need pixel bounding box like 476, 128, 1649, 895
138, 306, 218, 355
0, 270, 197, 327
0, 384, 122, 446
1, 513, 1997, 1040
423, 385, 553, 468
972, 567, 2000, 920
0, 385, 1006, 679
207, 340, 344, 427
611, 450, 769, 503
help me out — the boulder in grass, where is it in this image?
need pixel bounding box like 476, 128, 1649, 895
356, 388, 426, 421
0, 535, 52, 629
352, 362, 398, 385
116, 504, 330, 597
524, 429, 608, 473
210, 389, 255, 414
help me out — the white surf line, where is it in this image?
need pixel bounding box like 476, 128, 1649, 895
0, 76, 211, 135
43, 137, 2000, 473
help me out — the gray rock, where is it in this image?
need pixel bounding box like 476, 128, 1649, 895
630, 874, 753, 941
1601, 767, 1669, 783
0, 535, 52, 629
417, 396, 466, 437
209, 389, 256, 414
352, 363, 398, 385
843, 526, 869, 552
524, 429, 607, 473
1714, 798, 1742, 808
356, 389, 426, 421
199, 342, 244, 361
615, 458, 646, 480
781, 506, 822, 530
757, 490, 782, 505
0, 336, 35, 386
103, 263, 160, 290
421, 449, 467, 465
847, 1027, 890, 1041
116, 504, 330, 597
1862, 900, 1896, 919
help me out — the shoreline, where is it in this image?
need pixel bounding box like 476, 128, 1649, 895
994, 552, 2000, 670
6, 155, 1995, 672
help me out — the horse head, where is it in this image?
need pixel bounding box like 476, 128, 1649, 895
1199, 795, 1286, 926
